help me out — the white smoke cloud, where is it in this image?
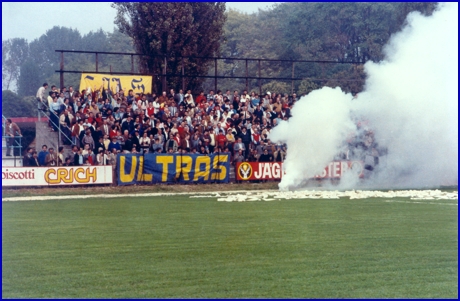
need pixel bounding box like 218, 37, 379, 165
270, 2, 458, 190
270, 87, 355, 190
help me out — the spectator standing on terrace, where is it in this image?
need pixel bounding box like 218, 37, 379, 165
233, 149, 245, 166
5, 119, 22, 156
81, 129, 95, 151
57, 146, 65, 166
248, 149, 260, 162
151, 138, 163, 153
23, 147, 33, 166
259, 149, 273, 162
85, 148, 96, 165
238, 127, 251, 158
96, 148, 107, 165
109, 137, 122, 152
139, 132, 150, 153
184, 90, 194, 105
273, 145, 286, 162
70, 145, 78, 166
38, 145, 48, 166
29, 151, 40, 167
165, 135, 179, 153
158, 91, 168, 105
59, 109, 74, 145
49, 96, 61, 131
36, 83, 48, 115
233, 137, 245, 156
196, 91, 206, 105
45, 147, 57, 166
107, 149, 117, 165
226, 129, 235, 151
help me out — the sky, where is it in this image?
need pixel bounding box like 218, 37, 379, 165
2, 2, 279, 42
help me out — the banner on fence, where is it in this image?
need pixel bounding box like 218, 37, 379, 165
117, 153, 231, 185
236, 162, 283, 181
235, 161, 364, 181
313, 161, 364, 179
1, 166, 113, 187
79, 73, 152, 95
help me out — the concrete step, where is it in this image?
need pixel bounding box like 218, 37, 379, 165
2, 157, 23, 167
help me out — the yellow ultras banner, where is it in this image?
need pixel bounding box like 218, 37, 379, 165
79, 73, 152, 95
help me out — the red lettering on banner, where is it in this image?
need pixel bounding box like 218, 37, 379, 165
2, 169, 35, 180
237, 162, 283, 181
238, 161, 364, 181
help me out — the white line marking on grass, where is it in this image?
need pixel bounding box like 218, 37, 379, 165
384, 200, 458, 206
2, 190, 277, 202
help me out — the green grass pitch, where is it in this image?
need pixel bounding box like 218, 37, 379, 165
2, 195, 458, 298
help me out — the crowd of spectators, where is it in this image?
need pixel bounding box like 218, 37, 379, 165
33, 83, 295, 167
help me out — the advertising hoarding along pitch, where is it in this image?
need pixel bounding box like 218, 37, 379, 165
235, 161, 364, 181
117, 153, 231, 185
2, 166, 113, 186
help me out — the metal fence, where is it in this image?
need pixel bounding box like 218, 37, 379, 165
55, 50, 363, 94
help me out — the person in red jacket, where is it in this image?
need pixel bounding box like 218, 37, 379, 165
195, 91, 206, 105
216, 130, 227, 149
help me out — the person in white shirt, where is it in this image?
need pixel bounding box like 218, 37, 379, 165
36, 83, 48, 114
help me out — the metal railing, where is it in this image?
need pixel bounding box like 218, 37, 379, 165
55, 49, 365, 95
38, 101, 77, 149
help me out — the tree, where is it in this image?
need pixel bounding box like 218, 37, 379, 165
17, 59, 41, 97
2, 38, 30, 91
112, 2, 226, 92
1, 90, 36, 117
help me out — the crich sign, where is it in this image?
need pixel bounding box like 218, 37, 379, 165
235, 161, 364, 181
1, 166, 113, 187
